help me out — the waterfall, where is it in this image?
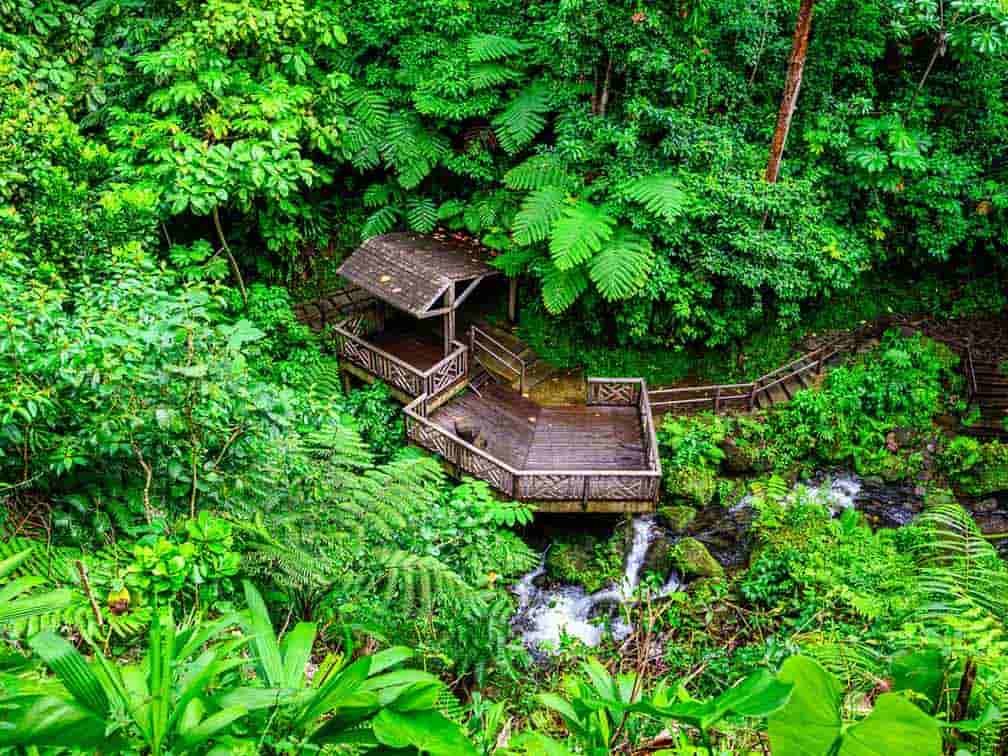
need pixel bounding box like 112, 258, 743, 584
511, 517, 677, 653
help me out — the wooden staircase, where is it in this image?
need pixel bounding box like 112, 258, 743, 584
468, 322, 558, 396
966, 357, 1008, 440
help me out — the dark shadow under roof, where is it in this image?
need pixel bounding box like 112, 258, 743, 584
336, 232, 501, 318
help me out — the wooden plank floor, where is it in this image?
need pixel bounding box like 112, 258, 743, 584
430, 382, 540, 469
527, 405, 646, 470
429, 382, 647, 472
368, 330, 444, 372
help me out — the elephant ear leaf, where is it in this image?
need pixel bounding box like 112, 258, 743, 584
768, 656, 843, 756
838, 693, 942, 756
372, 709, 478, 756
658, 669, 792, 731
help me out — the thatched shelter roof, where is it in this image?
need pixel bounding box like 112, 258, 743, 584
336, 232, 500, 318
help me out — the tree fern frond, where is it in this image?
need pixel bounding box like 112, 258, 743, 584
342, 87, 391, 131
491, 247, 540, 277
503, 154, 572, 192
540, 265, 589, 314
548, 200, 615, 270
468, 63, 522, 90
492, 84, 552, 154
512, 186, 565, 246
437, 199, 465, 220
467, 34, 530, 63
361, 207, 400, 240
913, 500, 1008, 622
622, 173, 687, 222
588, 228, 653, 301
406, 197, 438, 233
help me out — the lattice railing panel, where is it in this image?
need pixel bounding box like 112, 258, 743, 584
587, 380, 641, 406
517, 474, 584, 500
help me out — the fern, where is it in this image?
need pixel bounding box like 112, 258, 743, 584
503, 154, 572, 192
540, 265, 589, 314
361, 206, 400, 239
381, 113, 450, 189
548, 200, 615, 270
492, 84, 552, 154
467, 34, 530, 63
913, 500, 1008, 622
588, 228, 653, 301
437, 199, 465, 220
406, 197, 438, 233
468, 63, 521, 90
512, 186, 565, 246
491, 247, 540, 276
623, 173, 687, 222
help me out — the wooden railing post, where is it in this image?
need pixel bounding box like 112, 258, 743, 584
714, 386, 721, 413
581, 476, 589, 510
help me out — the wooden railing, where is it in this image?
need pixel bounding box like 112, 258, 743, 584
470, 325, 526, 393
334, 318, 468, 402
649, 337, 851, 413
403, 376, 662, 504
965, 337, 979, 401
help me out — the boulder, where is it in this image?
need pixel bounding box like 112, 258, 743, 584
671, 538, 724, 580
641, 536, 676, 581
657, 505, 696, 535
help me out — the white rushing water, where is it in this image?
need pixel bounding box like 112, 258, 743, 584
512, 517, 679, 653
511, 474, 866, 654
729, 473, 863, 515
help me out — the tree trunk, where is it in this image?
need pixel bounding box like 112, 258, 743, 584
764, 0, 816, 183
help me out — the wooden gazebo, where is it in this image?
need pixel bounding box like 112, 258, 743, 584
337, 232, 505, 356
329, 233, 661, 512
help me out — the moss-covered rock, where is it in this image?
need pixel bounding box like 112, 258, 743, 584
641, 536, 676, 582
545, 530, 624, 593
657, 505, 696, 534
671, 537, 724, 580
663, 466, 717, 507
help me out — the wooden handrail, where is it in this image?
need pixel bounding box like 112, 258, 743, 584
422, 340, 467, 378
334, 319, 428, 377
471, 325, 526, 393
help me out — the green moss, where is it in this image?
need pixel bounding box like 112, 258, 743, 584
672, 538, 724, 580
657, 505, 696, 534
545, 530, 625, 593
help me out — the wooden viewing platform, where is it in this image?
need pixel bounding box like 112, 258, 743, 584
329, 233, 661, 512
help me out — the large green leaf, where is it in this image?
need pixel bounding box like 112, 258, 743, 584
243, 580, 284, 687
0, 695, 107, 748
372, 708, 478, 755
548, 201, 615, 271
838, 694, 941, 756
768, 656, 843, 756
588, 228, 653, 301
28, 631, 110, 717
540, 265, 589, 314
657, 669, 793, 732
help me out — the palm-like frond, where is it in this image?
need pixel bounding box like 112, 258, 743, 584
548, 200, 615, 270
512, 186, 565, 246
467, 34, 530, 63
504, 155, 572, 192
913, 501, 1008, 622
622, 173, 687, 222
492, 84, 551, 154
588, 228, 653, 301
540, 265, 589, 314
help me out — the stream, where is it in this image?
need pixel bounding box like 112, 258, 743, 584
511, 472, 1006, 654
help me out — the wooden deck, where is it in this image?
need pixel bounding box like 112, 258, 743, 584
429, 383, 647, 472
367, 330, 444, 372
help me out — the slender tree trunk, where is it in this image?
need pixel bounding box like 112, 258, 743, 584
764, 0, 816, 183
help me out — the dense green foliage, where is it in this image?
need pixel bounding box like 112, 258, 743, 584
2, 0, 1008, 754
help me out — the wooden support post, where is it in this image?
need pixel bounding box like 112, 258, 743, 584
375, 301, 386, 332
581, 477, 589, 510
444, 282, 456, 356
508, 276, 518, 323
748, 384, 757, 411
714, 386, 722, 413
341, 369, 353, 395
